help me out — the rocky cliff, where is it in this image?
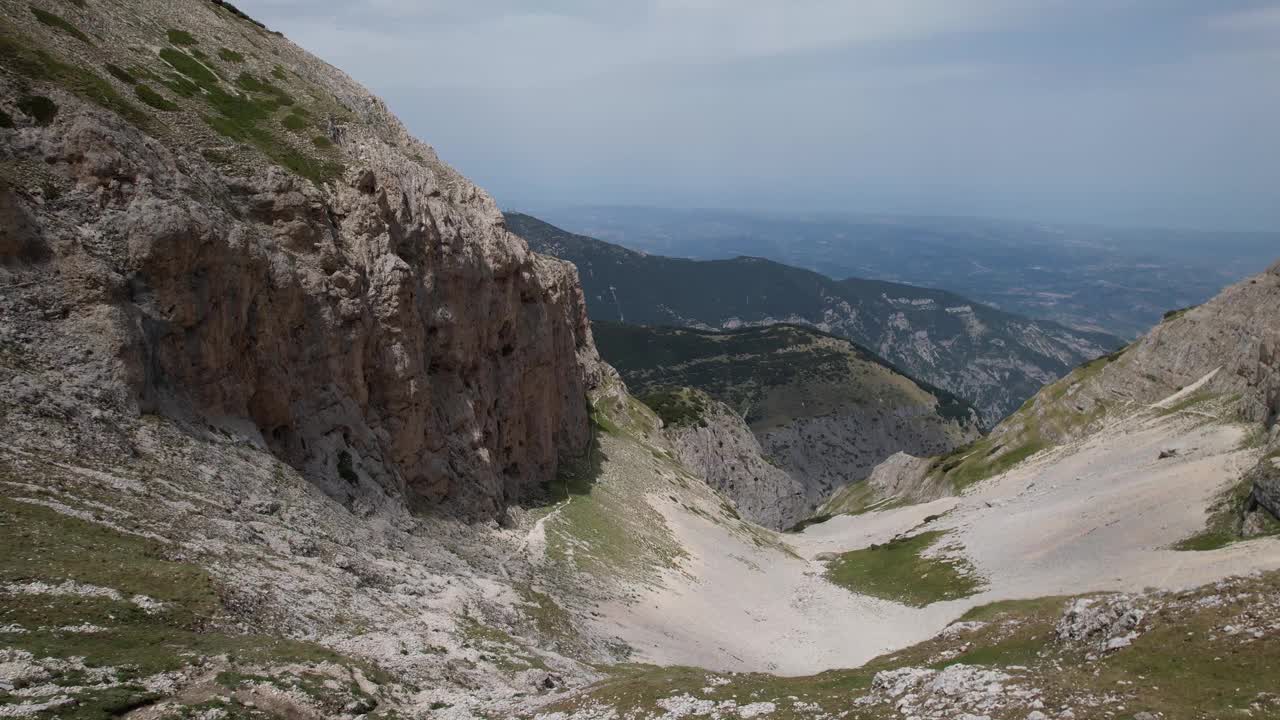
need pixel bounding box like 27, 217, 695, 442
654, 389, 808, 528
0, 0, 602, 519
595, 322, 981, 517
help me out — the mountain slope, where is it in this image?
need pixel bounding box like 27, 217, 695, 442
854, 259, 1280, 537
0, 0, 606, 521
506, 212, 1122, 425
595, 322, 980, 520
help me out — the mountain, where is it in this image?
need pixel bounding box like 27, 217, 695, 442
506, 211, 1123, 425
3, 2, 1280, 719
594, 322, 980, 524
836, 259, 1280, 543
533, 205, 1280, 339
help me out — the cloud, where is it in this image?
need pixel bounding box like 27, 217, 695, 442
245, 0, 1280, 229
1207, 4, 1280, 32
258, 0, 1036, 89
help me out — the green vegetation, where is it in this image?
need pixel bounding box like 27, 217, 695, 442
134, 83, 178, 111
16, 94, 58, 125
104, 63, 135, 84
272, 64, 288, 80
824, 530, 984, 606
818, 481, 914, 518
1175, 457, 1280, 551
166, 28, 198, 46
312, 134, 333, 148
218, 47, 245, 63
0, 496, 384, 717
213, 0, 269, 30
30, 6, 91, 44
154, 48, 340, 183
538, 572, 1280, 719
594, 321, 976, 432
282, 111, 307, 130
159, 46, 218, 87
926, 427, 1049, 493
640, 387, 712, 428
1162, 305, 1199, 322
542, 388, 691, 586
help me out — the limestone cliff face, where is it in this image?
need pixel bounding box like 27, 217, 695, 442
0, 0, 601, 519
758, 403, 977, 509
665, 399, 808, 529
1008, 260, 1280, 437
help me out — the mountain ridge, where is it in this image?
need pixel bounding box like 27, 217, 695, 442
505, 211, 1123, 425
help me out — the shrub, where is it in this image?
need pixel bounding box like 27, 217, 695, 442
30, 6, 90, 44
271, 65, 287, 80
217, 47, 244, 63
282, 112, 306, 131
105, 63, 136, 84
17, 94, 58, 125
0, 30, 151, 131
311, 135, 332, 148
159, 48, 218, 89
134, 84, 178, 111
167, 29, 197, 46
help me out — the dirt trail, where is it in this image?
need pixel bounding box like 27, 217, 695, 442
592, 400, 1280, 675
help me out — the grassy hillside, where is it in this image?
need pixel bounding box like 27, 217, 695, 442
593, 322, 977, 432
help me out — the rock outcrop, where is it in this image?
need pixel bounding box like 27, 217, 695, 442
0, 0, 602, 519
593, 322, 981, 515
1006, 259, 1280, 441
664, 396, 808, 529
758, 404, 972, 509
1247, 454, 1280, 523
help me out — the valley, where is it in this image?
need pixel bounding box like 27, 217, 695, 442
1, 1, 1278, 719
507, 213, 1122, 426
533, 207, 1280, 340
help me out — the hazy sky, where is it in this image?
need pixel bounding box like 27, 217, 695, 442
250, 1, 1280, 230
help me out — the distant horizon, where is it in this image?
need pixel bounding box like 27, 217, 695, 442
253, 1, 1280, 235
510, 203, 1280, 236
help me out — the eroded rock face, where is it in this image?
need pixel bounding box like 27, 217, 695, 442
759, 404, 977, 509
0, 54, 600, 520
665, 399, 808, 529
1009, 260, 1280, 440
1248, 454, 1280, 522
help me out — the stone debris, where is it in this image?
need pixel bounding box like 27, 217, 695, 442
864, 664, 1042, 719
1, 581, 165, 614
1055, 596, 1147, 658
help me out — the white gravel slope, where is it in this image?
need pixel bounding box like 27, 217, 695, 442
593, 407, 1280, 675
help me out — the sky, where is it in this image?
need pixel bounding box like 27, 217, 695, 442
248, 1, 1280, 231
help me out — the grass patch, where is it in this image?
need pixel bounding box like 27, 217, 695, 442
218, 47, 245, 63
0, 493, 388, 716
312, 135, 333, 148
17, 94, 58, 125
272, 64, 287, 80
640, 387, 712, 429
537, 573, 1280, 719
159, 47, 219, 88
134, 84, 178, 111
825, 530, 983, 607
30, 6, 91, 44
104, 63, 136, 84
282, 112, 307, 131
1175, 455, 1280, 551
166, 29, 197, 46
